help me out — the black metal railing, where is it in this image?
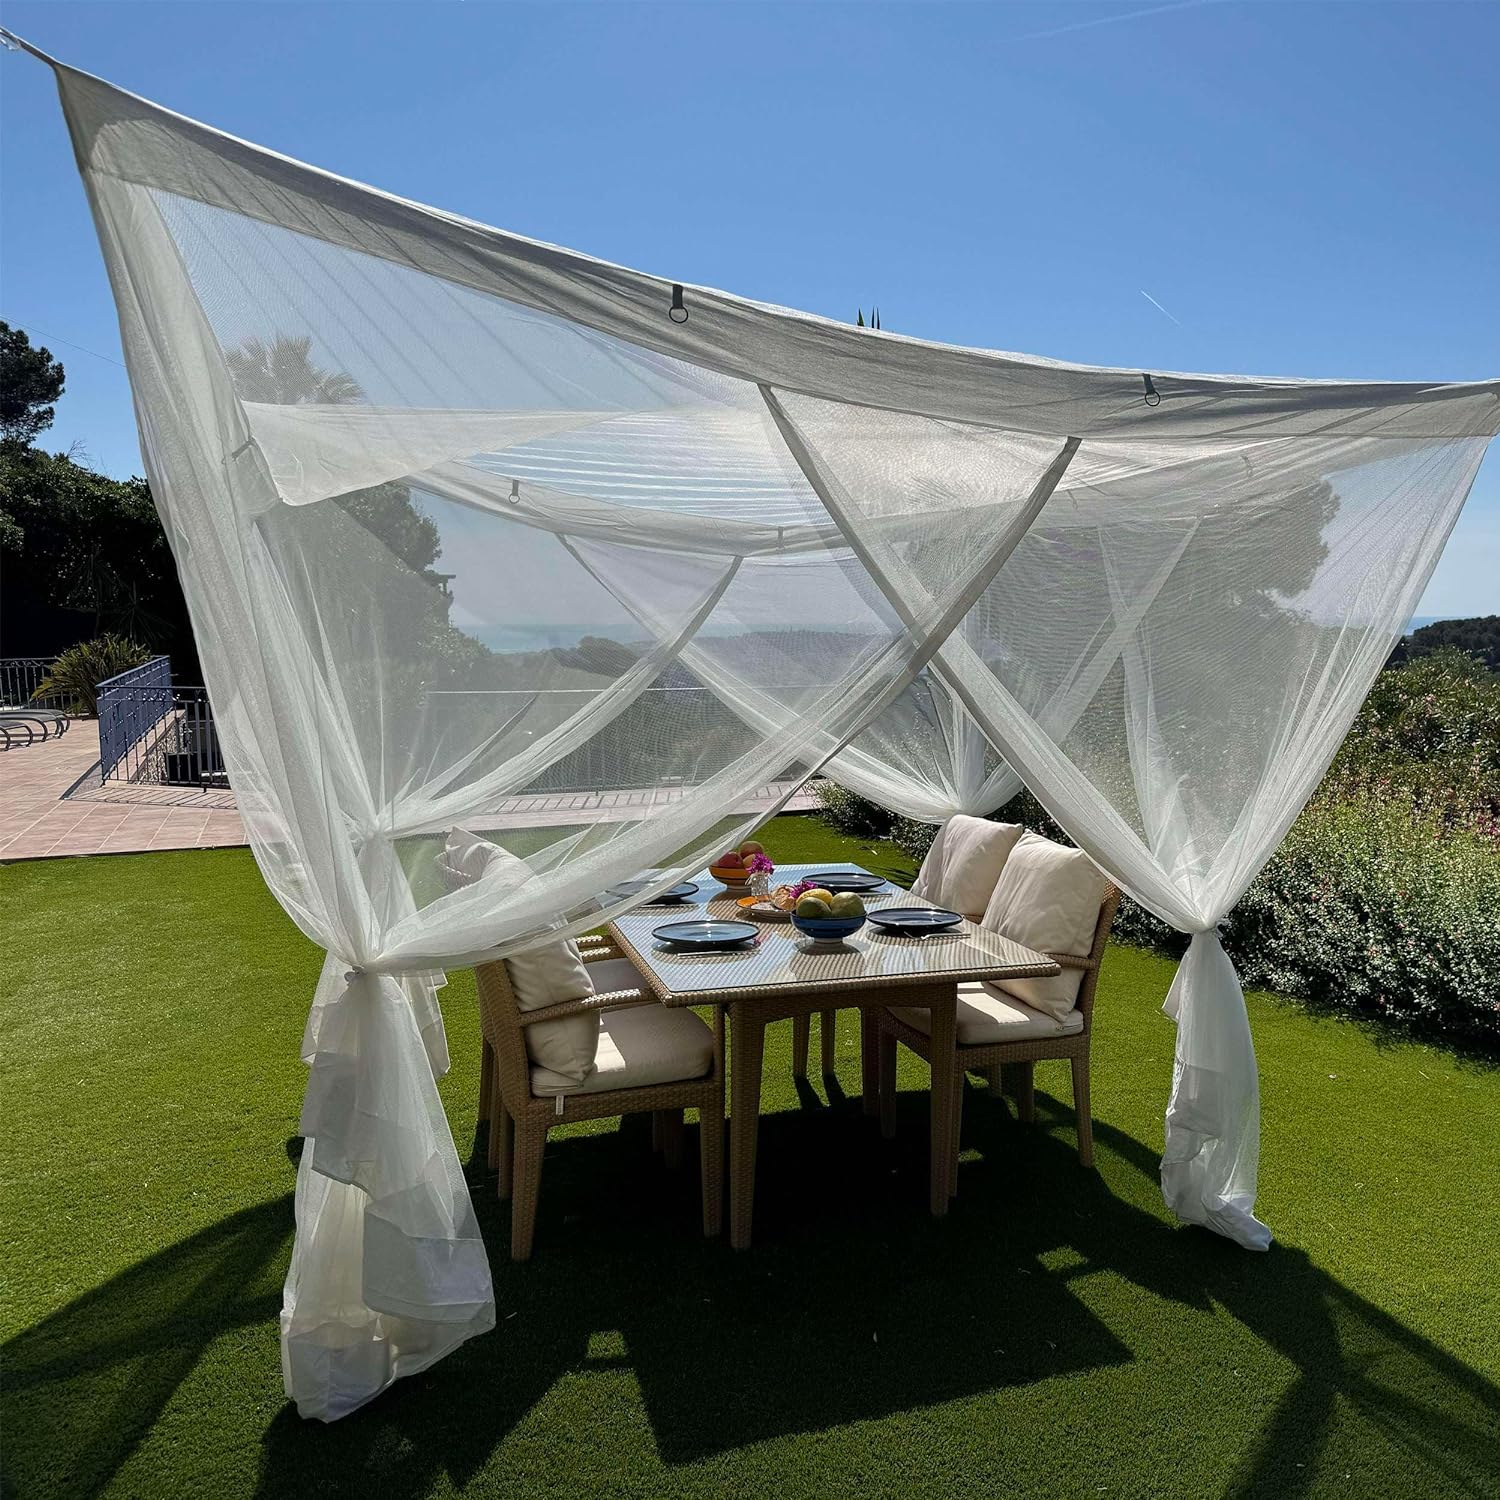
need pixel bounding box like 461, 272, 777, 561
0, 656, 63, 709
97, 658, 226, 789
97, 657, 174, 779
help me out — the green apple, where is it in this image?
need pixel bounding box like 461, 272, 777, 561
795, 895, 832, 919
828, 892, 865, 918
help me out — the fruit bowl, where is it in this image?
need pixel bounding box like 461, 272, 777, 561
791, 912, 866, 943
709, 862, 751, 887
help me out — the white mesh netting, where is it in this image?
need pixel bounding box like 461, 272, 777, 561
20, 35, 1498, 1421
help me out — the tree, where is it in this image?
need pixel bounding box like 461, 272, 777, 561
1388, 615, 1500, 673
0, 322, 66, 449
223, 334, 361, 405
224, 333, 442, 576
0, 445, 193, 654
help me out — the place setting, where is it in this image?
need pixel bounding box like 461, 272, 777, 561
604, 876, 701, 907
649, 917, 761, 954
864, 906, 967, 941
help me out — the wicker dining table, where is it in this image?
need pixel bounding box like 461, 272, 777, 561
606, 862, 1061, 1249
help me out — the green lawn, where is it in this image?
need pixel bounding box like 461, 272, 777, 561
2, 815, 1497, 1499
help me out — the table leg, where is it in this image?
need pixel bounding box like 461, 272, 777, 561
820, 1009, 837, 1075
927, 985, 958, 1218
728, 1003, 767, 1250
860, 1007, 880, 1116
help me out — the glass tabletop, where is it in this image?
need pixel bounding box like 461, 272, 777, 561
608, 863, 1060, 1005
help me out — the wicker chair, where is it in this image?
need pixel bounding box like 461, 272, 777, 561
875, 884, 1120, 1191
475, 935, 725, 1260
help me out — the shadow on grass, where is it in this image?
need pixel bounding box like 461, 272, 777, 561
1, 1195, 291, 1499
5, 1087, 1497, 1499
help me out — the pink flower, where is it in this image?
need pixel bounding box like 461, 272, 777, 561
745, 852, 776, 874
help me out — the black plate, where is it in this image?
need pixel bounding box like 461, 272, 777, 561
805, 871, 887, 893
652, 919, 760, 950
607, 879, 699, 903
867, 906, 963, 934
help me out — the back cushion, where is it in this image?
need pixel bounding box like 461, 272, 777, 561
980, 831, 1109, 1020
914, 815, 1024, 918
439, 828, 599, 1083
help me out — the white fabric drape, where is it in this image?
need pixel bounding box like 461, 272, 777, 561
18, 30, 1496, 1417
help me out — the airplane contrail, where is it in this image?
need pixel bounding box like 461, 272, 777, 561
1140, 289, 1183, 325
1010, 0, 1223, 45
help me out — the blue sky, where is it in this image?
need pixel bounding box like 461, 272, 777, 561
2, 0, 1496, 617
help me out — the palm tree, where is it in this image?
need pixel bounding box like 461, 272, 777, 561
225, 333, 442, 579
224, 334, 363, 405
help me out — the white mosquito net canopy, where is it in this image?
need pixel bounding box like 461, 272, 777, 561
16, 34, 1497, 1423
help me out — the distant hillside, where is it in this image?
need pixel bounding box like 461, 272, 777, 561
1388, 615, 1499, 672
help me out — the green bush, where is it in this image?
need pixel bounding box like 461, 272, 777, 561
33, 635, 153, 717
1319, 647, 1500, 840
890, 814, 937, 862
1227, 797, 1500, 1044
813, 779, 895, 840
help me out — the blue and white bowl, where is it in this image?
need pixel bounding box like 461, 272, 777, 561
791, 912, 866, 943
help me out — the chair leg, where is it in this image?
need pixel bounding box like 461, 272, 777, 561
985, 1064, 1004, 1098
820, 1009, 837, 1075
1071, 1051, 1094, 1167
1015, 1061, 1035, 1125
878, 1027, 898, 1139
510, 1121, 547, 1261
700, 1094, 724, 1237
478, 1036, 495, 1125
487, 1053, 505, 1172
660, 1108, 685, 1169
791, 1014, 811, 1077
495, 1096, 515, 1199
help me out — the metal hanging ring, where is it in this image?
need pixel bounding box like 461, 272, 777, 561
1142, 373, 1161, 407
669, 284, 689, 324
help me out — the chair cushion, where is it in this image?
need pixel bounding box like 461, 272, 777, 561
890, 981, 1085, 1045
911, 815, 1024, 918
440, 828, 598, 1082
529, 1001, 714, 1097
980, 831, 1109, 1021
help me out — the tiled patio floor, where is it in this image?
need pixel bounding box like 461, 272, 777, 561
0, 726, 817, 860
0, 731, 246, 860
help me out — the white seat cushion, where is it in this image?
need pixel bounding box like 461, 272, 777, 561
980, 831, 1109, 1021
890, 980, 1085, 1046
911, 815, 1024, 918
529, 1001, 714, 1097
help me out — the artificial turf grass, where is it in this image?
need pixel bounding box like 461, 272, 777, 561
1, 822, 1496, 1500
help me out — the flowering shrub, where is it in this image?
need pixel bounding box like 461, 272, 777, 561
1318, 647, 1500, 841
1227, 798, 1500, 1043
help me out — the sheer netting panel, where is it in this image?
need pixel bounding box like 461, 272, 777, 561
765, 390, 1080, 617
760, 390, 1085, 823
121, 173, 980, 1417
967, 429, 1495, 920
932, 428, 1490, 1250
